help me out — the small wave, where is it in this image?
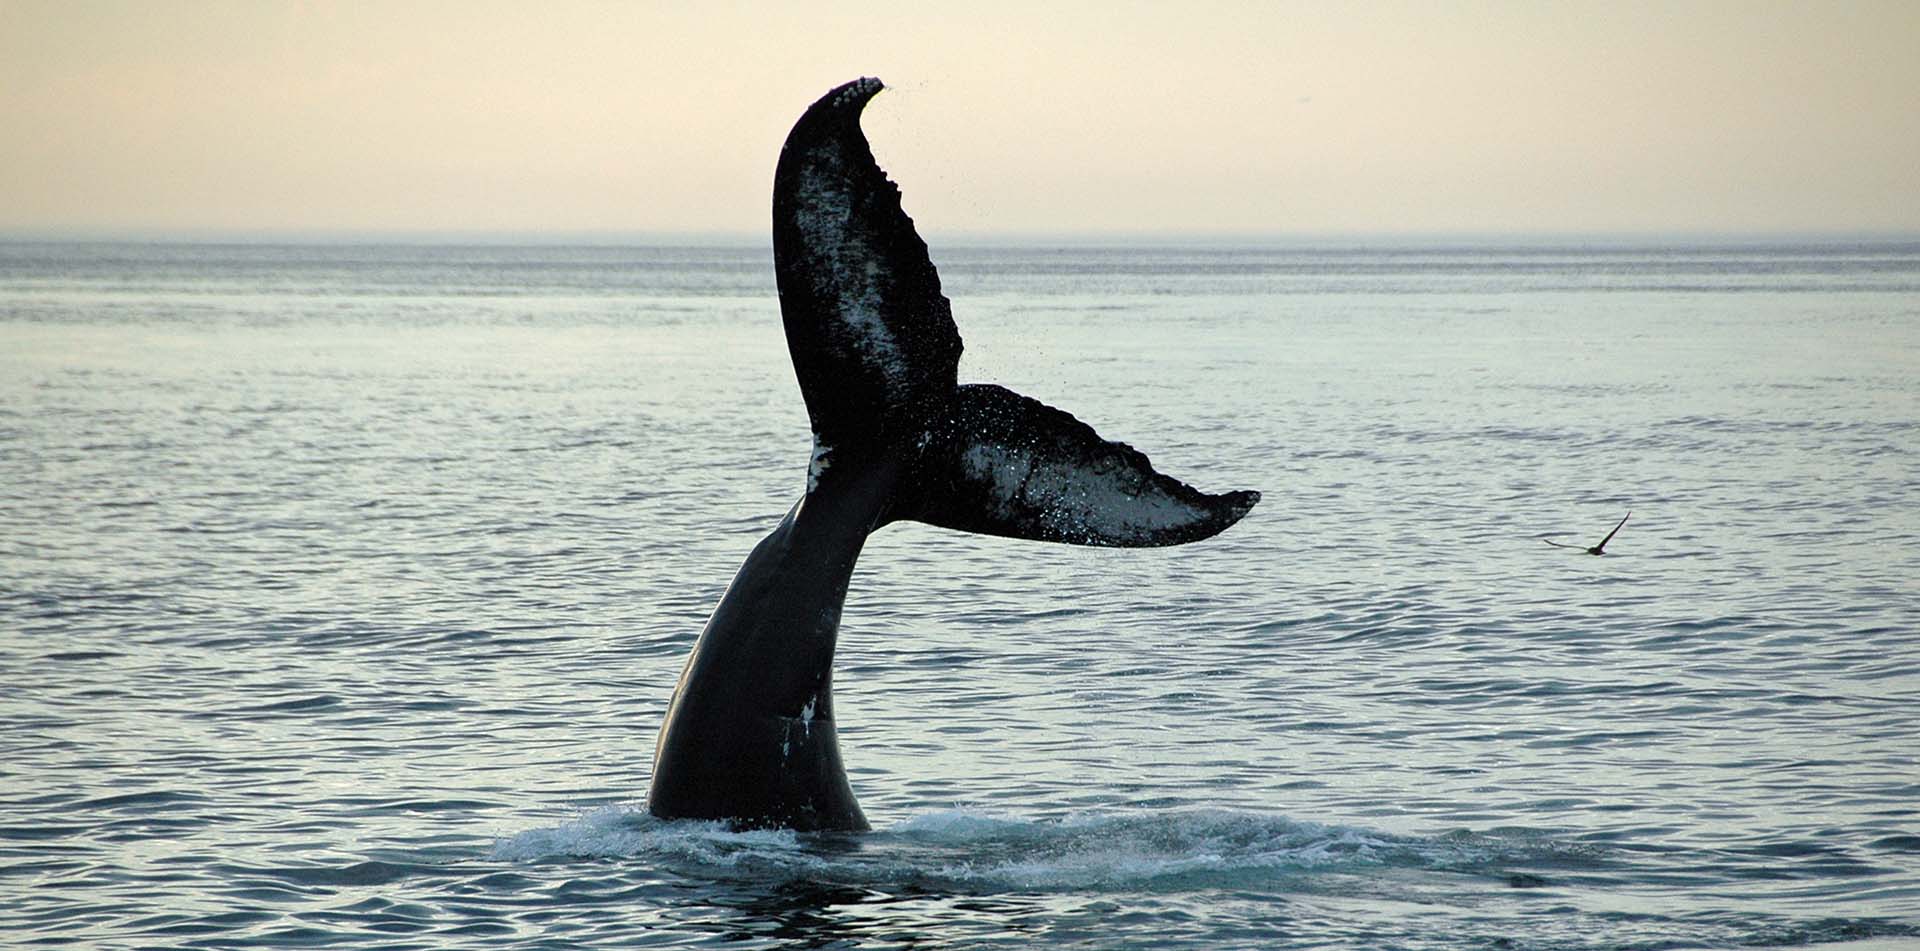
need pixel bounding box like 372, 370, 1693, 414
209, 859, 433, 888
209, 695, 341, 716
491, 806, 1584, 892
70, 790, 207, 811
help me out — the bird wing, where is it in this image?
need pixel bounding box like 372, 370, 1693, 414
1594, 511, 1630, 549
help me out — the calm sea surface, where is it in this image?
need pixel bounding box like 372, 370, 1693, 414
3, 240, 1919, 949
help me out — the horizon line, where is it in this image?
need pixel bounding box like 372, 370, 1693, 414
4, 227, 1919, 248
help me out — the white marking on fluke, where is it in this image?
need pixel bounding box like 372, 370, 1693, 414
958, 441, 1200, 541
791, 158, 909, 387
807, 436, 833, 493
780, 695, 821, 759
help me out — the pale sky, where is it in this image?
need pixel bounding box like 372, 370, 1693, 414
3, 0, 1917, 237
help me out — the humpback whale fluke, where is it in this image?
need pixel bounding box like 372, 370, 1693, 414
1542, 511, 1631, 556
646, 78, 1259, 831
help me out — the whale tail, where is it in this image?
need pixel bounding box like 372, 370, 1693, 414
773, 78, 1258, 547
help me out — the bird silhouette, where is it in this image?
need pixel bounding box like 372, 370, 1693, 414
1542, 511, 1630, 555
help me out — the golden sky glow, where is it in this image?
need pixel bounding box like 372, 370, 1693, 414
2, 0, 1916, 236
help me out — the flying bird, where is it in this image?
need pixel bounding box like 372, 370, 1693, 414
1542, 511, 1630, 556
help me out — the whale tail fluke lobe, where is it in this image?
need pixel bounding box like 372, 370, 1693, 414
773, 77, 1259, 547
773, 77, 962, 450
909, 384, 1261, 547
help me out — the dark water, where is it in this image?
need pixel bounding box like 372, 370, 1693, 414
3, 240, 1918, 949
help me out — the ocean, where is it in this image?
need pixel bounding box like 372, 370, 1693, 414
3, 238, 1918, 949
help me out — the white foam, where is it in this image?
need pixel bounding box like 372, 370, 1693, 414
895, 808, 1413, 888
489, 805, 1563, 892
490, 805, 800, 864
